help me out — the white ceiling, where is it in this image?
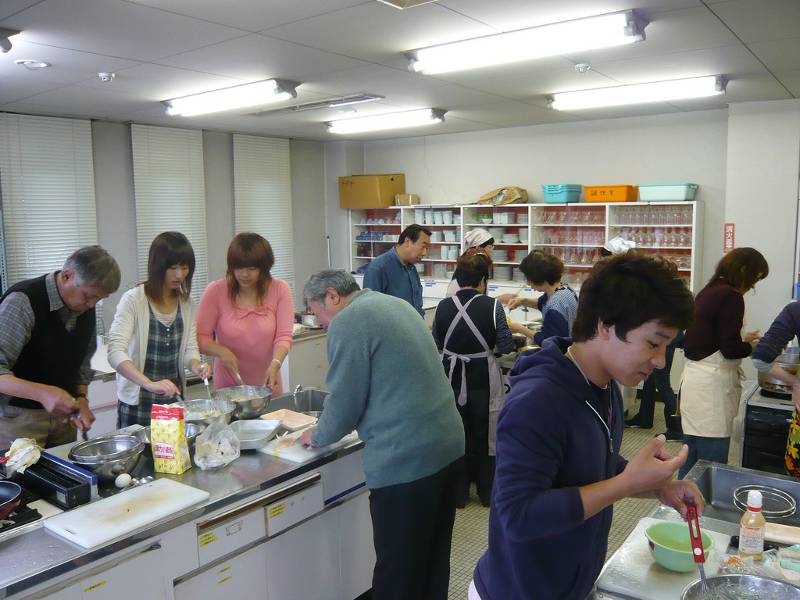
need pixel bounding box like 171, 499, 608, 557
1, 0, 798, 141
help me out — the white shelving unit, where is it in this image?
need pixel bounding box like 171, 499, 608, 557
350, 201, 702, 291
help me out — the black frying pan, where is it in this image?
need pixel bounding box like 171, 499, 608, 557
0, 481, 22, 520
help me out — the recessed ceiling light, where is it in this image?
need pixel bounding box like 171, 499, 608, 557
97, 72, 116, 83
14, 59, 50, 70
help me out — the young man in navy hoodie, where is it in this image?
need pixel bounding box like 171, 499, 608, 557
472, 252, 705, 600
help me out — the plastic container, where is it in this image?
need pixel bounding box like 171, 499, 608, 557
639, 183, 698, 202
583, 185, 638, 203
542, 184, 581, 204
644, 521, 714, 572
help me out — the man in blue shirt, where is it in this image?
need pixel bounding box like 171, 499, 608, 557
364, 224, 430, 316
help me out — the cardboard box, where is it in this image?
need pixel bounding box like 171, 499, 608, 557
339, 174, 405, 208
394, 193, 420, 206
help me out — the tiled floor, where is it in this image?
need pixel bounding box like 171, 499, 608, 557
447, 401, 685, 599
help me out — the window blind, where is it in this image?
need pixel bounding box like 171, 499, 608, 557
0, 113, 98, 288
232, 135, 294, 291
131, 124, 208, 303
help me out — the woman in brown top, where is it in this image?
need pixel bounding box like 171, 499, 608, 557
678, 247, 768, 478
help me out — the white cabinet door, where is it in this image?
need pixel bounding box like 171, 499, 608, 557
77, 543, 167, 600
173, 543, 269, 600
337, 493, 375, 600
264, 508, 340, 600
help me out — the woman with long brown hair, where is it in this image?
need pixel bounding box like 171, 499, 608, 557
108, 232, 209, 427
197, 233, 294, 393
678, 247, 769, 477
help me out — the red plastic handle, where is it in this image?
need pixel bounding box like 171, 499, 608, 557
687, 504, 705, 565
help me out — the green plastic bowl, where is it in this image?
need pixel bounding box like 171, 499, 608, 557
644, 521, 714, 573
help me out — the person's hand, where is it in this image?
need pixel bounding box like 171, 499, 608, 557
744, 330, 761, 346
39, 386, 79, 415
508, 296, 526, 310
656, 479, 705, 521
792, 383, 800, 413
265, 363, 280, 390
620, 435, 688, 496
496, 293, 517, 304
74, 398, 95, 431
192, 361, 211, 380
216, 346, 239, 375
145, 379, 180, 397
299, 428, 314, 448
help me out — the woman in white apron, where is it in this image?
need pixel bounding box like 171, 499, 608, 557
678, 247, 768, 478
433, 254, 515, 506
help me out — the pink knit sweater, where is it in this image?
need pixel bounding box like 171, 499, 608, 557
197, 277, 294, 394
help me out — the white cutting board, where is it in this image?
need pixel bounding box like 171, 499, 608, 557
595, 517, 731, 600
259, 430, 359, 463
44, 478, 210, 549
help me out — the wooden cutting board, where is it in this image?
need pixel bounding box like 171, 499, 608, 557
766, 522, 800, 545
44, 478, 209, 548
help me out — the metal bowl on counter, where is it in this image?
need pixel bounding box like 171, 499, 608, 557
682, 574, 800, 599
175, 398, 236, 427
757, 350, 800, 395
212, 385, 271, 419
185, 422, 205, 457
68, 434, 145, 481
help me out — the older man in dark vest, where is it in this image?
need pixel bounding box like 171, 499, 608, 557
0, 246, 121, 448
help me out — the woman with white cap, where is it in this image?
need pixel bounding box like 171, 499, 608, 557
446, 228, 494, 297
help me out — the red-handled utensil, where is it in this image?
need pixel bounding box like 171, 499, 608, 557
687, 504, 708, 594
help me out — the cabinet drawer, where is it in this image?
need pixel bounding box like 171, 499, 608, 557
266, 481, 324, 536
196, 503, 266, 566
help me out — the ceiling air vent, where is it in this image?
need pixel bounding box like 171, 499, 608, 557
376, 0, 439, 9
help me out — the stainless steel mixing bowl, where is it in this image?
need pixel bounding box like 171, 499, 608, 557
68, 434, 145, 481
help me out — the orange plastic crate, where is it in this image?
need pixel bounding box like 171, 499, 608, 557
583, 185, 638, 203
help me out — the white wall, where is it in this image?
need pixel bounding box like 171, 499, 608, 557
358, 109, 729, 286
291, 139, 327, 303
92, 121, 137, 330
202, 130, 235, 282
324, 141, 364, 270
724, 99, 800, 336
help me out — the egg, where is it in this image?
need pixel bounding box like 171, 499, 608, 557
114, 473, 132, 488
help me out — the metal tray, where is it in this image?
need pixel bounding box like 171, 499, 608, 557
229, 419, 281, 451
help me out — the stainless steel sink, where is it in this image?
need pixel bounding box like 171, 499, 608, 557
684, 460, 800, 525
270, 387, 328, 412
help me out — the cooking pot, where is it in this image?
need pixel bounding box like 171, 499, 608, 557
757, 350, 800, 395
0, 481, 22, 520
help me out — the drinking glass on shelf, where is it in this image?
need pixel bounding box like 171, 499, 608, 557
679, 230, 691, 247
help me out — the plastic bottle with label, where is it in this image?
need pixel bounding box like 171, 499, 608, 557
739, 490, 766, 560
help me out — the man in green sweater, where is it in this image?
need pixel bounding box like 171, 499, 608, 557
299, 269, 465, 600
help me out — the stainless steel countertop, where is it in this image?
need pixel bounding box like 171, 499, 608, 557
0, 434, 363, 597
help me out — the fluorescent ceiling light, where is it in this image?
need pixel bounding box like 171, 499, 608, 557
549, 76, 727, 111
327, 108, 446, 135
407, 10, 646, 74
163, 79, 299, 117
0, 28, 21, 53
290, 94, 385, 113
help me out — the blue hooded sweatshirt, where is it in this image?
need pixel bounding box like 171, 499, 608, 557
474, 337, 627, 600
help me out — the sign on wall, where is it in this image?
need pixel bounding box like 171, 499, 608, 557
723, 223, 735, 253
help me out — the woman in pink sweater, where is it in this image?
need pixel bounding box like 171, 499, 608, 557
197, 233, 294, 394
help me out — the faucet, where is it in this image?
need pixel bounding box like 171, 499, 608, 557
293, 384, 304, 411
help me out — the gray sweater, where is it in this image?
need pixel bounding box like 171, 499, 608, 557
312, 290, 465, 489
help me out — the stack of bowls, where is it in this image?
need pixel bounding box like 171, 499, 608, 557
502, 233, 520, 244
493, 249, 508, 262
